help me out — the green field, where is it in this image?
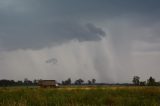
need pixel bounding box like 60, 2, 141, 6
0, 86, 160, 106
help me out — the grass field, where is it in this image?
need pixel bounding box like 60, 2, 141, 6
0, 86, 160, 106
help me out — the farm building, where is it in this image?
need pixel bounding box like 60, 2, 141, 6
38, 80, 58, 88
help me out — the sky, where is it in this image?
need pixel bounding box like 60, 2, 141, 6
0, 0, 160, 83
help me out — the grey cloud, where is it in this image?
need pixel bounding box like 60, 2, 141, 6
46, 58, 58, 64
0, 22, 106, 51
0, 0, 107, 51
1, 0, 160, 82
133, 41, 160, 53
38, 0, 160, 18
0, 0, 160, 51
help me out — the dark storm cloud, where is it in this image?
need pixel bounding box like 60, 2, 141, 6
38, 0, 160, 16
0, 21, 105, 50
0, 0, 160, 51
0, 0, 108, 50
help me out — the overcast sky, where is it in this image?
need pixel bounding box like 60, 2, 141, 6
0, 0, 160, 83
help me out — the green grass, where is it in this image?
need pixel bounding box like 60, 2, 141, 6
0, 86, 160, 106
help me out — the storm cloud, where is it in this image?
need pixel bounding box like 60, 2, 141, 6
0, 21, 106, 50
0, 0, 160, 83
0, 0, 160, 51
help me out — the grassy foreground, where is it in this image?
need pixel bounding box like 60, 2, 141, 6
0, 86, 160, 106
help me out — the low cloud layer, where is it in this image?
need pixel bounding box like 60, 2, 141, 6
0, 21, 105, 50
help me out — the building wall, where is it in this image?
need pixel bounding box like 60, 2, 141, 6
39, 80, 56, 87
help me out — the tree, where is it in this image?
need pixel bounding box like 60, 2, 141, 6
156, 82, 160, 86
139, 81, 146, 86
24, 78, 28, 84
0, 79, 16, 86
88, 80, 92, 85
92, 79, 96, 84
62, 81, 65, 85
147, 76, 156, 86
132, 76, 140, 85
33, 79, 38, 85
24, 78, 33, 86
67, 78, 71, 85
75, 78, 84, 85
62, 78, 71, 85
17, 80, 23, 85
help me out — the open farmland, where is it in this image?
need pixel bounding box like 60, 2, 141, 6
0, 86, 160, 106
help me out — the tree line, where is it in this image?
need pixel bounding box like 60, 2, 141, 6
0, 78, 38, 87
132, 76, 160, 86
0, 76, 160, 87
61, 78, 96, 85
0, 78, 96, 87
